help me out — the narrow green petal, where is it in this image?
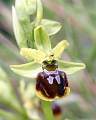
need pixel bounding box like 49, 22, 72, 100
34, 26, 51, 53
41, 19, 62, 36
58, 60, 86, 75
36, 0, 43, 22
20, 48, 46, 63
52, 40, 69, 58
10, 62, 41, 78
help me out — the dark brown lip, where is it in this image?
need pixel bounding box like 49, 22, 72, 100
36, 70, 69, 99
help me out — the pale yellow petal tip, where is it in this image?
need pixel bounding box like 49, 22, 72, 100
83, 63, 86, 69
20, 48, 30, 56
20, 48, 25, 56
62, 40, 70, 47
10, 65, 15, 68
10, 66, 17, 72
80, 63, 86, 70
35, 25, 42, 31
10, 64, 21, 69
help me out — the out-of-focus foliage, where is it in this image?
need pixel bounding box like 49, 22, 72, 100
0, 0, 96, 120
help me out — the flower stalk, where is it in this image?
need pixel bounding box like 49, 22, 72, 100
42, 101, 55, 120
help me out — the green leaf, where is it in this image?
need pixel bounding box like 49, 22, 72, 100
52, 40, 69, 58
10, 62, 41, 78
12, 6, 34, 48
34, 26, 51, 53
20, 48, 46, 63
41, 19, 62, 36
58, 60, 86, 75
12, 6, 27, 48
0, 81, 23, 113
0, 67, 7, 80
0, 110, 21, 120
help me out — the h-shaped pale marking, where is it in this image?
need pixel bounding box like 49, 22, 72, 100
47, 75, 60, 84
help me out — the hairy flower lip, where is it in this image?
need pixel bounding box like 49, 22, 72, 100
36, 70, 70, 101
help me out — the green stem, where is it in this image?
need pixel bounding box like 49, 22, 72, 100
42, 101, 55, 120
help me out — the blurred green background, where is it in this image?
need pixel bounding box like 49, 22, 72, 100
0, 0, 96, 120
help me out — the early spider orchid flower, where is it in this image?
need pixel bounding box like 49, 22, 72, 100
11, 0, 85, 101
10, 26, 85, 101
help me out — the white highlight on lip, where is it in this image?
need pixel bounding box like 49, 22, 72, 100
47, 76, 54, 84
55, 75, 60, 84
47, 75, 61, 84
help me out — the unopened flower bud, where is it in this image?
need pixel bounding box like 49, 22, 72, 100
52, 103, 62, 120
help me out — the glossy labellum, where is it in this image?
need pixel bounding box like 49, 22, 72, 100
36, 60, 70, 101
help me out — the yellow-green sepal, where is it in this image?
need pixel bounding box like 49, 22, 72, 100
10, 62, 41, 78
58, 60, 86, 75
41, 19, 62, 36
